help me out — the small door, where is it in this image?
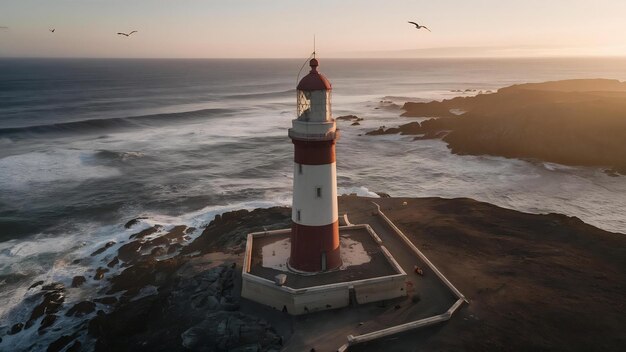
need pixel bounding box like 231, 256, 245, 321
349, 287, 357, 306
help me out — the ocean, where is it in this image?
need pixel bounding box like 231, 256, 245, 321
0, 57, 625, 349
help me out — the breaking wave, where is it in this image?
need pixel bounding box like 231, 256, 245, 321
0, 150, 122, 190
0, 108, 234, 138
223, 89, 294, 100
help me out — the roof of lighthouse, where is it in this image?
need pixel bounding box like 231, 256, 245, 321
297, 58, 332, 91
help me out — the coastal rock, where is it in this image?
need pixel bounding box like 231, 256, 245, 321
29, 280, 44, 290
128, 225, 162, 240
413, 130, 450, 140
124, 217, 147, 229
365, 127, 387, 135
91, 241, 116, 256
167, 243, 183, 254
150, 246, 167, 257
71, 276, 86, 288
41, 282, 64, 291
108, 257, 181, 295
117, 241, 143, 262
66, 301, 96, 317
94, 267, 109, 280
182, 207, 290, 255
378, 100, 402, 110
181, 311, 281, 351
336, 115, 361, 121
66, 341, 81, 352
395, 79, 626, 173
38, 314, 57, 334
94, 296, 118, 305
26, 283, 65, 329
47, 334, 77, 352
89, 264, 252, 351
9, 322, 24, 335
145, 225, 187, 248
366, 121, 422, 136
107, 256, 119, 268
88, 294, 160, 347
119, 225, 188, 264
7, 208, 292, 352
351, 121, 360, 126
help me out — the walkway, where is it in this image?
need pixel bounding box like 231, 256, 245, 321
239, 198, 459, 351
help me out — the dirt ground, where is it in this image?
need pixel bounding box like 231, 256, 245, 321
340, 195, 626, 351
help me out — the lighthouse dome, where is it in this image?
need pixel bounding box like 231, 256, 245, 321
297, 58, 331, 91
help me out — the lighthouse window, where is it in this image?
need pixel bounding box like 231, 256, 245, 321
316, 187, 322, 198
297, 210, 301, 221
297, 91, 312, 119
298, 164, 303, 174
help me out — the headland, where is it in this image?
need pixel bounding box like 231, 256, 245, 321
3, 195, 624, 351
367, 79, 626, 175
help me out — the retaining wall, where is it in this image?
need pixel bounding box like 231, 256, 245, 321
241, 225, 407, 315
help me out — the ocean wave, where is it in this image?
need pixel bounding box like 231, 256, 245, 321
382, 95, 430, 103
93, 150, 145, 162
0, 108, 235, 138
542, 162, 577, 172
223, 89, 294, 100
0, 149, 121, 190
0, 199, 289, 321
338, 186, 381, 198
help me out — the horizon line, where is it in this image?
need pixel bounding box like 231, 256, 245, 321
1, 55, 626, 60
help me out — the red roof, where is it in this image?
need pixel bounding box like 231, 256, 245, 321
297, 58, 332, 91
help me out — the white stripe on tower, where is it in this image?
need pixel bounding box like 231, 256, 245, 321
291, 162, 338, 226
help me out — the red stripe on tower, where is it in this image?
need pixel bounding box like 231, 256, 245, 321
293, 139, 336, 165
290, 221, 341, 272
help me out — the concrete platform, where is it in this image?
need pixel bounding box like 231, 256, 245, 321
249, 227, 398, 289
241, 224, 407, 315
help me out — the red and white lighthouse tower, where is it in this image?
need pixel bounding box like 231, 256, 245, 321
288, 57, 342, 273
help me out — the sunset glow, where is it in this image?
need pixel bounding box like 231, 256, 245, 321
1, 0, 625, 58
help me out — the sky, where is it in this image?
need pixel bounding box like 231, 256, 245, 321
1, 0, 625, 58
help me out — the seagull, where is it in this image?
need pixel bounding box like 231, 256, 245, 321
117, 31, 137, 37
408, 21, 431, 32
49, 28, 55, 33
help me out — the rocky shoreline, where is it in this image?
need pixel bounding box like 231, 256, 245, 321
2, 197, 624, 351
367, 79, 626, 175
1, 207, 291, 352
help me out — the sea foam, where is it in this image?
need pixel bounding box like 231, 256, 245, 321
0, 149, 121, 190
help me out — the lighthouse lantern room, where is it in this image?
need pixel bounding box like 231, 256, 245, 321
288, 58, 342, 273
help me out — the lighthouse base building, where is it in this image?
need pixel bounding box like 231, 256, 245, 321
241, 223, 407, 315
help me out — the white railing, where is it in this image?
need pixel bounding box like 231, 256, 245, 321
372, 202, 468, 302
346, 297, 466, 345
339, 203, 470, 349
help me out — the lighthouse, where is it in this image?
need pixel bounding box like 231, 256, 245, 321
241, 56, 425, 319
288, 57, 342, 273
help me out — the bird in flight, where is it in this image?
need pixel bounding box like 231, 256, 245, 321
49, 28, 55, 33
408, 21, 431, 32
117, 31, 137, 37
